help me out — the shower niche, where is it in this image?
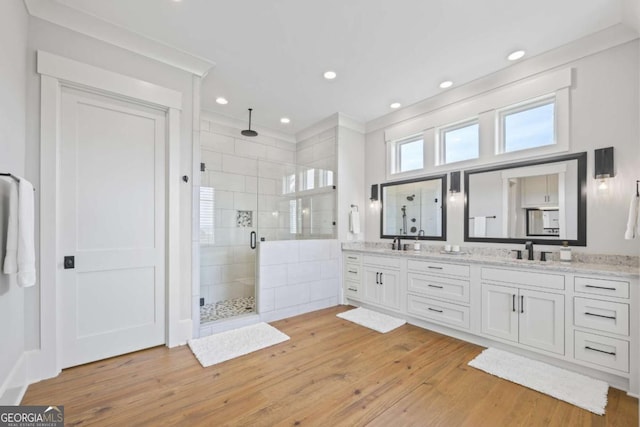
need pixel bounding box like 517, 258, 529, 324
380, 174, 447, 240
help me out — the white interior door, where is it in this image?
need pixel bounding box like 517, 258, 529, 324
59, 87, 166, 368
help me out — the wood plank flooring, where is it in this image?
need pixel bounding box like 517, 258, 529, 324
22, 306, 638, 426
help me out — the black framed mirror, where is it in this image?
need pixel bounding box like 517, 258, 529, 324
380, 174, 447, 240
464, 152, 587, 246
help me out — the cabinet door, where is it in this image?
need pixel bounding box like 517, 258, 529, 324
363, 268, 381, 304
481, 284, 519, 343
378, 268, 401, 311
519, 289, 564, 354
545, 174, 559, 205
522, 175, 548, 206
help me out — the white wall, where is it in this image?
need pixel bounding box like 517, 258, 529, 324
365, 39, 640, 256
258, 239, 340, 322
24, 17, 196, 351
0, 0, 28, 404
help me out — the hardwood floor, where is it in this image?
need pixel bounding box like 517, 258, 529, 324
22, 306, 638, 426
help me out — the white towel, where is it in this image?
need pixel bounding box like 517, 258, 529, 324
3, 180, 18, 274
349, 210, 360, 234
624, 194, 639, 240
473, 216, 487, 237
2, 177, 36, 287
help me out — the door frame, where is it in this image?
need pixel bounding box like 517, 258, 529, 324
33, 50, 184, 380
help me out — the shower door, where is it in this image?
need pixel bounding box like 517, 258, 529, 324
199, 152, 259, 324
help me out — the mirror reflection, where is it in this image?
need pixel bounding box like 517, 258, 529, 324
381, 175, 447, 240
465, 152, 586, 245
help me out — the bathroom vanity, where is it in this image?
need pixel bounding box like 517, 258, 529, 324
342, 245, 639, 395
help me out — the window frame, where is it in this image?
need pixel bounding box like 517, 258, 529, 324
496, 94, 557, 155
389, 134, 425, 176
436, 118, 480, 166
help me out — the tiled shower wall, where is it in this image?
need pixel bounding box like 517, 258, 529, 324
258, 239, 340, 322
199, 120, 297, 305
295, 127, 337, 237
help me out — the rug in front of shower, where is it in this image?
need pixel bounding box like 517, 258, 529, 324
200, 296, 256, 323
188, 322, 290, 367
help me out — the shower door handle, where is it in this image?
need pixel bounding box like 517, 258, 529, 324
250, 231, 256, 249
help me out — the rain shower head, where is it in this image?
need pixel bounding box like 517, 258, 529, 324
241, 108, 258, 137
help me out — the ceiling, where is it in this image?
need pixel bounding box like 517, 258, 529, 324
55, 0, 623, 136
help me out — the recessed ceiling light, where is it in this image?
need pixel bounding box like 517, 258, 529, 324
215, 97, 228, 105
280, 117, 291, 124
323, 70, 337, 80
390, 102, 401, 109
507, 50, 525, 61
439, 80, 453, 89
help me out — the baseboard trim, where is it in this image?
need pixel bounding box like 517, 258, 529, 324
0, 353, 26, 405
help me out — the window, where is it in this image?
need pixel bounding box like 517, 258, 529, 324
199, 187, 215, 245
499, 97, 555, 153
439, 120, 479, 164
395, 136, 423, 173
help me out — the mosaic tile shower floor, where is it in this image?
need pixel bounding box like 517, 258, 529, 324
200, 296, 256, 323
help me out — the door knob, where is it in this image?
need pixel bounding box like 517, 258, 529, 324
64, 256, 75, 269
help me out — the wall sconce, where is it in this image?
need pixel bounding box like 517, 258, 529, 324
370, 184, 379, 207
449, 171, 461, 201
594, 147, 614, 190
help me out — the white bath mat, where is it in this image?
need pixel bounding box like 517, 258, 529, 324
337, 307, 406, 333
188, 322, 289, 368
468, 348, 609, 415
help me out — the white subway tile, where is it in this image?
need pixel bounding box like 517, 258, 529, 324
321, 259, 339, 279
259, 288, 275, 312
235, 140, 268, 159
274, 283, 310, 309
298, 240, 331, 261
210, 171, 245, 192
201, 132, 235, 154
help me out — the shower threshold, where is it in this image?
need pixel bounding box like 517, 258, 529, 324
200, 296, 256, 324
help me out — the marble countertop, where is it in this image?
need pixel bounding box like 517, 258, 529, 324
342, 244, 640, 279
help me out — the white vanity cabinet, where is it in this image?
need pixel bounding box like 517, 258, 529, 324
480, 267, 565, 355
343, 252, 401, 311
481, 283, 564, 354
406, 259, 471, 331
572, 275, 633, 374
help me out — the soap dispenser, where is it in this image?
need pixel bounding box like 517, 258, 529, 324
413, 237, 421, 252
559, 241, 572, 262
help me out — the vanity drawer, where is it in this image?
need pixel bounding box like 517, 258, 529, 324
481, 267, 564, 290
574, 277, 629, 299
345, 281, 359, 298
363, 255, 401, 269
344, 264, 361, 281
407, 294, 470, 330
407, 259, 470, 278
574, 331, 629, 373
408, 273, 470, 304
574, 297, 629, 336
344, 253, 361, 263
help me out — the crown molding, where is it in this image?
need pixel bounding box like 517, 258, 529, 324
295, 113, 365, 142
24, 0, 215, 77
365, 23, 639, 134
200, 110, 297, 144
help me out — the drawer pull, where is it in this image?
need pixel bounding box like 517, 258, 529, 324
520, 295, 524, 314
512, 294, 516, 312
428, 266, 443, 270
347, 287, 357, 292
428, 284, 444, 289
376, 272, 379, 284
380, 273, 383, 285
585, 346, 616, 356
347, 256, 357, 260
585, 312, 616, 320
348, 270, 357, 274
428, 307, 443, 313
585, 284, 617, 291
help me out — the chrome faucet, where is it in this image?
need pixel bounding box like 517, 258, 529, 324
525, 241, 534, 261
396, 236, 402, 251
